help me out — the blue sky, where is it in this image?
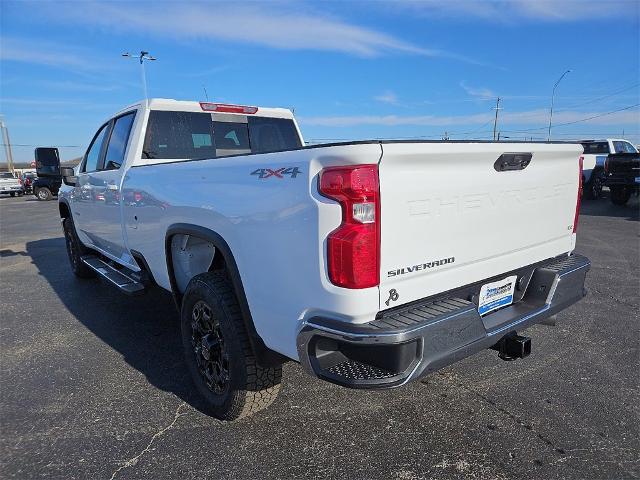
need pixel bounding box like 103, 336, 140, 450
1, 0, 639, 162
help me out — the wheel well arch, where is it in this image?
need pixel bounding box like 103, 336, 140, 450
164, 223, 285, 367
59, 200, 71, 219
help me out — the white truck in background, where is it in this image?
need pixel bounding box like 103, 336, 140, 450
0, 172, 24, 196
580, 139, 638, 199
40, 98, 590, 421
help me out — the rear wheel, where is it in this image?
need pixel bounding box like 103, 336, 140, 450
181, 272, 282, 421
10, 192, 15, 197
63, 217, 96, 278
36, 187, 52, 201
584, 169, 604, 199
610, 186, 631, 206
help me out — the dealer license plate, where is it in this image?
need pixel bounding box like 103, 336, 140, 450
478, 275, 517, 316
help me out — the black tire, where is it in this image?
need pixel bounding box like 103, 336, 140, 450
610, 186, 631, 206
63, 217, 96, 278
583, 169, 604, 200
181, 272, 282, 421
10, 192, 15, 197
36, 187, 52, 201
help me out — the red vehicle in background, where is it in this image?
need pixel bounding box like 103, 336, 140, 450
21, 172, 37, 194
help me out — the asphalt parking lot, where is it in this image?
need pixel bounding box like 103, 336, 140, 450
1, 193, 638, 480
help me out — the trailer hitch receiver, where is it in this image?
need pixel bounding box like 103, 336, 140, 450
491, 333, 531, 361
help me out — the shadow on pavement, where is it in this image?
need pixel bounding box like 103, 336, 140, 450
26, 237, 213, 415
579, 191, 639, 221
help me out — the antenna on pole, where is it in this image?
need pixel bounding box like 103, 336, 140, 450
492, 97, 502, 141
202, 85, 209, 101
122, 51, 157, 100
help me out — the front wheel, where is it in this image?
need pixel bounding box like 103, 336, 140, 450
63, 217, 96, 278
610, 186, 632, 206
181, 272, 282, 421
36, 187, 52, 201
10, 192, 15, 197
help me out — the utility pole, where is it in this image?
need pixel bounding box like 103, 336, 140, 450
202, 85, 209, 101
547, 69, 571, 142
122, 51, 157, 100
0, 117, 15, 173
492, 97, 501, 141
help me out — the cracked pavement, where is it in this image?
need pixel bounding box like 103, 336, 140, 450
1, 193, 638, 479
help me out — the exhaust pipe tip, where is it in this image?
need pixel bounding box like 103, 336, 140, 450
491, 333, 531, 361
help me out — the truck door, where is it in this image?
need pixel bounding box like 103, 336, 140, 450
73, 112, 137, 267
72, 122, 110, 247
90, 112, 137, 264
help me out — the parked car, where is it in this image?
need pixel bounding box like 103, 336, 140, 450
580, 139, 638, 199
604, 152, 640, 205
0, 172, 24, 197
41, 98, 590, 421
21, 171, 37, 194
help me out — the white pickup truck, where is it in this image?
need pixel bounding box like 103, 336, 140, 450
0, 172, 23, 196
42, 98, 590, 420
580, 138, 638, 199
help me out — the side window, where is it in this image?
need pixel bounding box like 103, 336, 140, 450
612, 141, 631, 154
103, 112, 136, 170
624, 142, 638, 153
82, 124, 109, 173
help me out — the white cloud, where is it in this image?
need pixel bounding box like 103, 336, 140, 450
300, 107, 640, 127
460, 81, 496, 100
34, 1, 484, 64
390, 0, 637, 22
1, 37, 91, 70
374, 91, 401, 105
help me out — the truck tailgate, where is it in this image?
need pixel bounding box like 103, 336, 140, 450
378, 142, 582, 309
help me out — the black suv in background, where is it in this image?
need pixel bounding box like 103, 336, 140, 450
31, 175, 62, 201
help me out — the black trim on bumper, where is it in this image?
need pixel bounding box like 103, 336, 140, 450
296, 254, 590, 389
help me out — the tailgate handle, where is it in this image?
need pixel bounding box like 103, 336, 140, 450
494, 153, 532, 172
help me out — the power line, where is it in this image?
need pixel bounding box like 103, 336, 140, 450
503, 103, 640, 134
557, 82, 640, 111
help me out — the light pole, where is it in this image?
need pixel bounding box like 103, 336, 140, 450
122, 51, 157, 100
547, 69, 571, 141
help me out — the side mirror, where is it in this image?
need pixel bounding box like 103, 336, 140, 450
60, 167, 77, 186
35, 147, 61, 177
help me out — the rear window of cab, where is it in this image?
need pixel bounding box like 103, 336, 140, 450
142, 111, 301, 160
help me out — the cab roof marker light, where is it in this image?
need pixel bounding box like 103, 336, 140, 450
199, 102, 258, 114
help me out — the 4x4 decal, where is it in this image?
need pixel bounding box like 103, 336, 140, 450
251, 167, 301, 179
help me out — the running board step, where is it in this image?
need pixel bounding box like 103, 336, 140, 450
81, 255, 145, 296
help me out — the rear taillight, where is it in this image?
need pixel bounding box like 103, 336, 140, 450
319, 165, 380, 289
573, 156, 583, 233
